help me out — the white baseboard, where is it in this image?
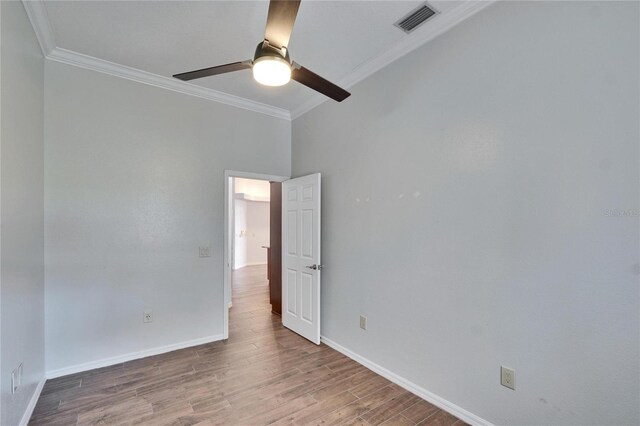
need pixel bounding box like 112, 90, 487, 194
46, 334, 224, 379
320, 336, 493, 426
19, 376, 46, 426
234, 262, 267, 270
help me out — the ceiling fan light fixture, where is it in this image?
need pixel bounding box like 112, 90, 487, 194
252, 55, 292, 87
173, 1, 350, 101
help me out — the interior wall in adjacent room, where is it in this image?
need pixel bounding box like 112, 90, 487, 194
233, 178, 270, 269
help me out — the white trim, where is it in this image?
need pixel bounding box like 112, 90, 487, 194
225, 170, 289, 183
290, 0, 496, 119
224, 170, 289, 339
320, 336, 494, 426
21, 0, 493, 120
47, 48, 291, 120
20, 0, 290, 120
21, 0, 55, 56
19, 377, 46, 426
46, 334, 223, 379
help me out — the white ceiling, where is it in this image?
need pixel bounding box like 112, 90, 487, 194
39, 0, 486, 117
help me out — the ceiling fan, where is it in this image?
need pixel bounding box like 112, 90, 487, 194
173, 0, 350, 102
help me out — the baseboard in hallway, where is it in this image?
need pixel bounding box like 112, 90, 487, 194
232, 262, 267, 270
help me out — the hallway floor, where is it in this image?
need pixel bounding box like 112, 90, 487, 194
30, 265, 465, 425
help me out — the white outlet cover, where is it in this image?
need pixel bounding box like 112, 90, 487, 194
359, 315, 367, 330
501, 366, 515, 390
199, 246, 211, 257
143, 310, 153, 323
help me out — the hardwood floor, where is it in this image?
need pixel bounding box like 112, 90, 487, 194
30, 265, 466, 426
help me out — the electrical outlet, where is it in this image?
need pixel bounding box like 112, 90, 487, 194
199, 246, 211, 258
501, 366, 515, 390
359, 315, 367, 330
143, 310, 153, 323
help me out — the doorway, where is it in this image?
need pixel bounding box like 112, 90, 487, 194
223, 171, 288, 339
231, 177, 270, 320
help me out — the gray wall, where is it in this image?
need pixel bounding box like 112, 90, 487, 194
44, 61, 290, 373
292, 2, 639, 425
0, 1, 46, 425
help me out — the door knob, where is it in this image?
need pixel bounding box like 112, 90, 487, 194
305, 264, 324, 270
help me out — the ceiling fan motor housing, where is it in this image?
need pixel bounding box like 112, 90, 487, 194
254, 41, 291, 65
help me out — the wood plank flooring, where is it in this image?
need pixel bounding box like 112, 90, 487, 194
30, 265, 466, 426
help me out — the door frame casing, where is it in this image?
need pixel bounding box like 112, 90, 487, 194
223, 170, 289, 339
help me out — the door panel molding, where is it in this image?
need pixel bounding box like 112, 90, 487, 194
282, 173, 321, 344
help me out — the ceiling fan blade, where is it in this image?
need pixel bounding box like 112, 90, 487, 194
264, 0, 301, 50
173, 60, 252, 81
291, 63, 351, 102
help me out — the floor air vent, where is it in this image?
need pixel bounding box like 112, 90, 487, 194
394, 2, 437, 33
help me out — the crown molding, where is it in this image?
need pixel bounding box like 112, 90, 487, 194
21, 0, 290, 120
22, 0, 493, 121
290, 0, 496, 120
47, 48, 291, 120
22, 0, 56, 56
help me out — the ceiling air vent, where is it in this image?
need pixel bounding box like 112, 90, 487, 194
394, 2, 437, 33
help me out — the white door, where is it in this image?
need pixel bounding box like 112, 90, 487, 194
282, 173, 321, 344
